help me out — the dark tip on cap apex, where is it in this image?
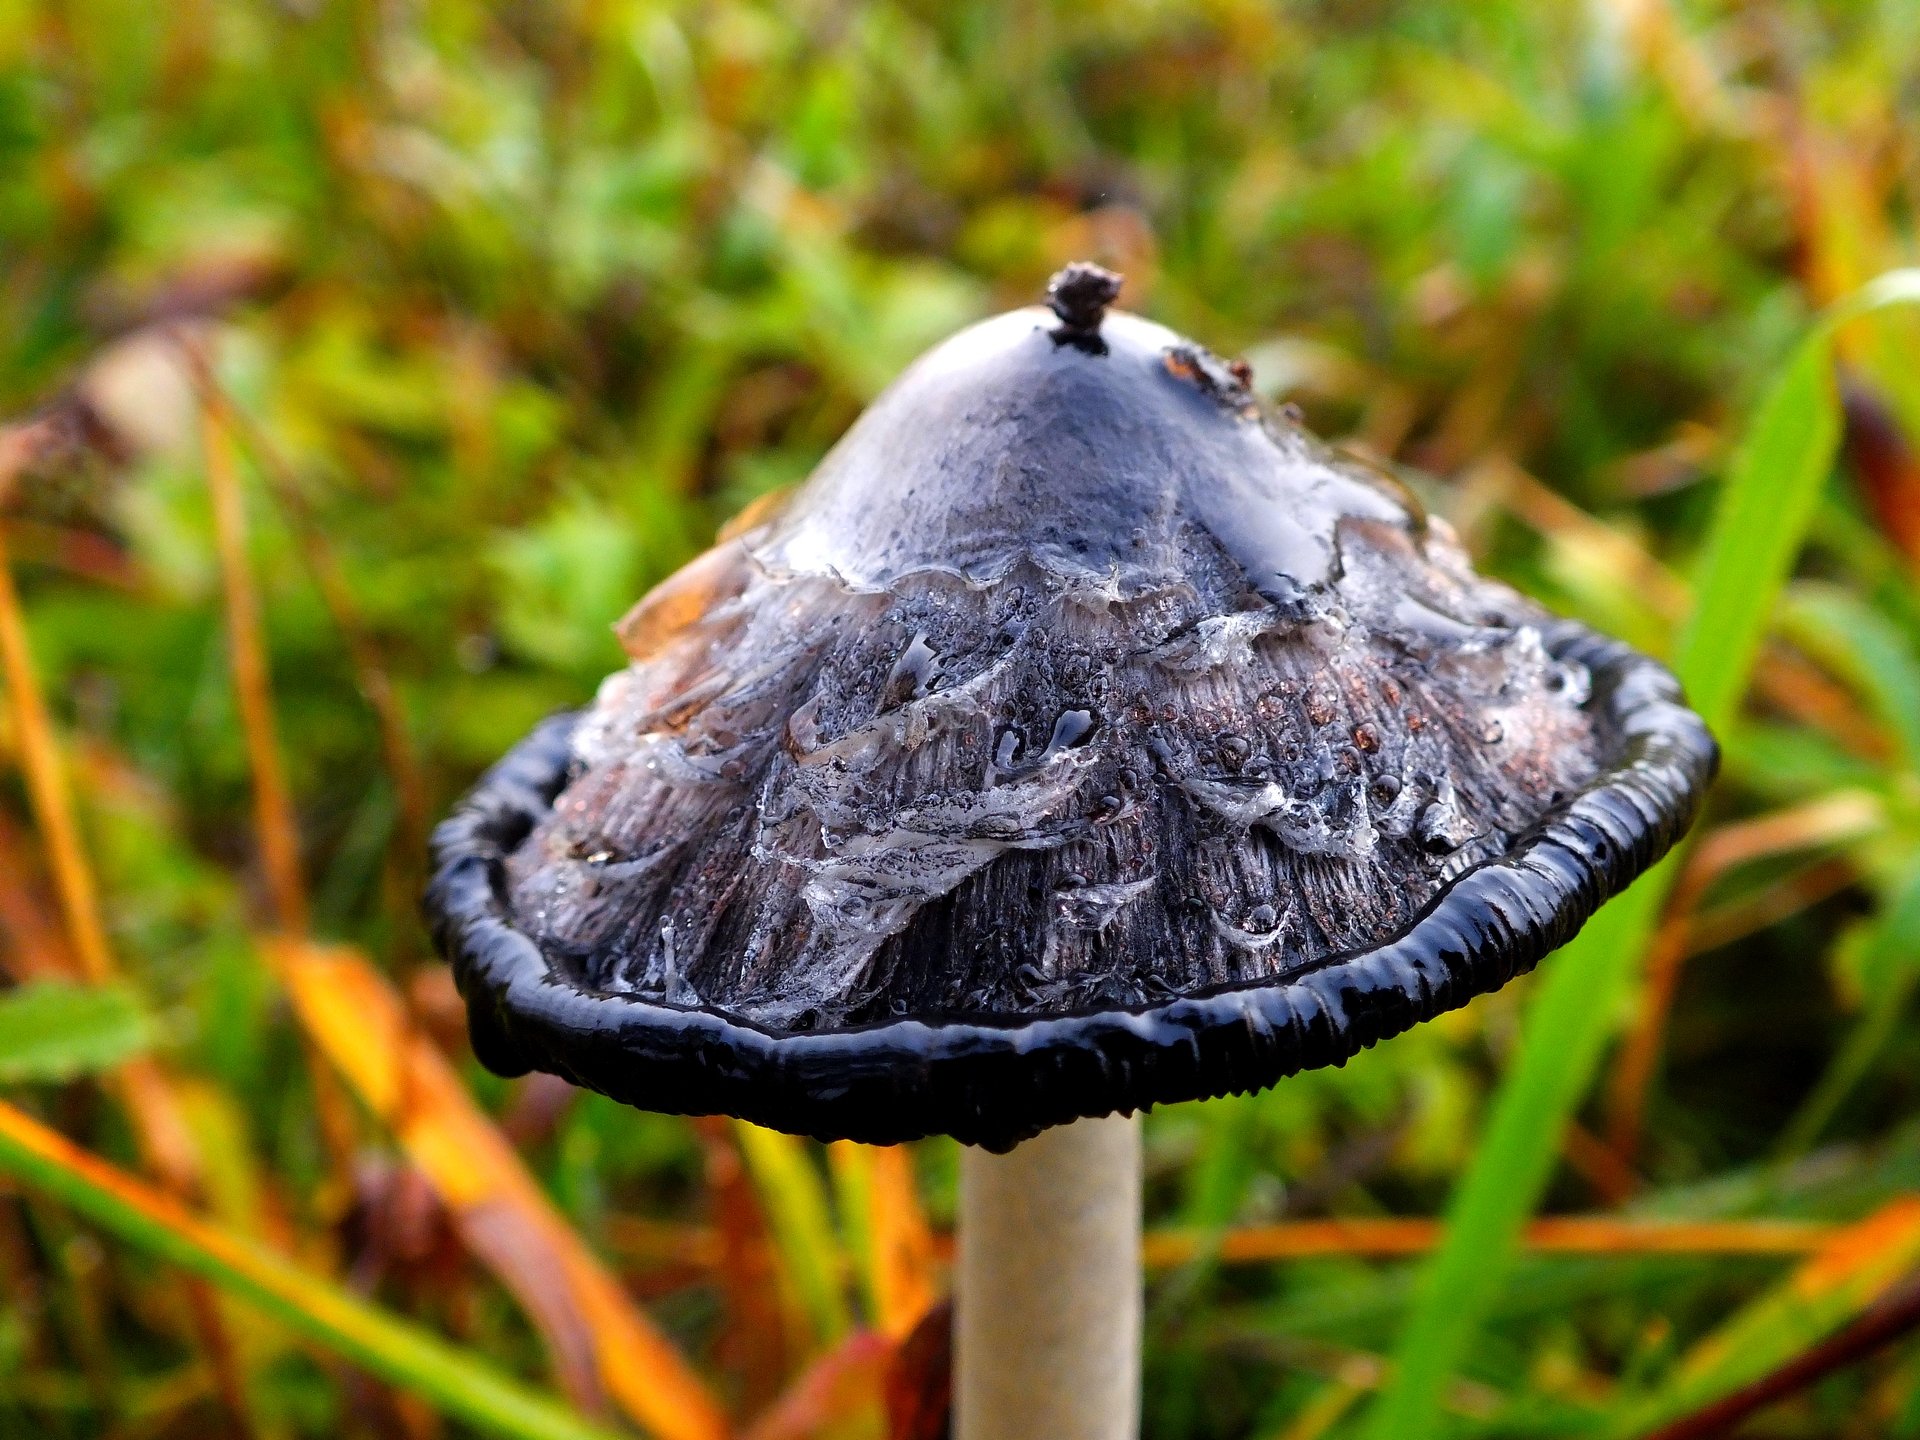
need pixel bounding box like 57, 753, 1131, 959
1047, 262, 1124, 335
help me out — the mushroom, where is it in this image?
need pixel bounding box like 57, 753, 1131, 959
426, 264, 1715, 1439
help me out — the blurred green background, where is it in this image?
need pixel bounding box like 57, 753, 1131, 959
4, 1, 1920, 1436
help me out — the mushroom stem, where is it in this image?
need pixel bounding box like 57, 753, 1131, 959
956, 1112, 1143, 1440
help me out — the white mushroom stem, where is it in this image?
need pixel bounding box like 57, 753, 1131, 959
956, 1112, 1143, 1440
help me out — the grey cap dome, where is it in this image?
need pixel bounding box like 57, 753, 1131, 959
426, 266, 1714, 1150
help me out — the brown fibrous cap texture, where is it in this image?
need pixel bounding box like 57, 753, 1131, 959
496, 300, 1604, 1033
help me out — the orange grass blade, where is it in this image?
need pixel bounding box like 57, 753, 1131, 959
861, 1145, 937, 1338
827, 1142, 936, 1338
0, 523, 209, 1185
195, 393, 725, 1436
193, 373, 430, 868
1186, 1216, 1834, 1264
201, 401, 309, 936
272, 937, 730, 1440
0, 1099, 624, 1440
1154, 1216, 1828, 1267
909, 1216, 1833, 1268
0, 525, 252, 1418
0, 526, 115, 984
615, 1213, 1834, 1273
1610, 1198, 1920, 1435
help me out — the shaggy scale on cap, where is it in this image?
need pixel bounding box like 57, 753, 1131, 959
426, 266, 1715, 1151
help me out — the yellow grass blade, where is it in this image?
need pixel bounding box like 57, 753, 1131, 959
734, 1121, 852, 1346
828, 1142, 937, 1338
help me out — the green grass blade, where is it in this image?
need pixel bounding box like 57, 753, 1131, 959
0, 1100, 626, 1440
1362, 269, 1920, 1439
1604, 1202, 1920, 1436
733, 1119, 854, 1344
1778, 583, 1920, 769
0, 980, 151, 1082
1773, 858, 1920, 1163
1361, 871, 1673, 1436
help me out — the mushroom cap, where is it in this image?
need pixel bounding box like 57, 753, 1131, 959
426, 271, 1715, 1151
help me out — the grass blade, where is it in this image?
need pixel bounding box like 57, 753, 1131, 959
195, 393, 727, 1439
0, 521, 254, 1414
1363, 269, 1920, 1439
862, 1144, 938, 1337
273, 938, 731, 1440
200, 395, 310, 936
0, 979, 151, 1082
0, 1098, 623, 1440
1141, 1215, 1831, 1265
734, 1121, 853, 1346
827, 1142, 937, 1338
1608, 1198, 1920, 1436
0, 526, 115, 984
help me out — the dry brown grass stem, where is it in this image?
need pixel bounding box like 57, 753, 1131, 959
0, 527, 116, 984
189, 366, 429, 870
201, 400, 311, 936
0, 524, 255, 1430
1604, 792, 1883, 1186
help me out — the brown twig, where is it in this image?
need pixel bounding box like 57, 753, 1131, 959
0, 810, 82, 980
740, 1330, 892, 1440
0, 519, 137, 590
696, 1116, 793, 1411
1562, 1119, 1644, 1203
1682, 857, 1856, 959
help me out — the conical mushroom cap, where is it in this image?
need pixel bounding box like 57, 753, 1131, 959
428, 270, 1714, 1150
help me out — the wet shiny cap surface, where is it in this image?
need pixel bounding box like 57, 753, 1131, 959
425, 265, 1716, 1151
